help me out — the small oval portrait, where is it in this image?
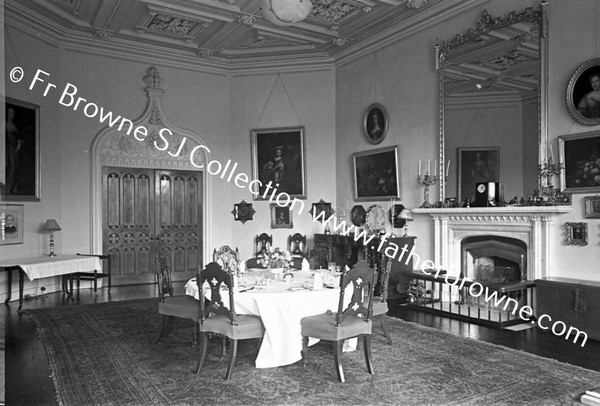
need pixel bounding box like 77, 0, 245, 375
566, 58, 600, 126
363, 103, 388, 144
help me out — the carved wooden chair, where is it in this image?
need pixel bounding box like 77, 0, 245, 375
153, 251, 201, 345
195, 262, 265, 380
213, 245, 240, 274
307, 244, 330, 269
300, 260, 376, 382
255, 233, 272, 256
372, 259, 393, 345
288, 233, 307, 257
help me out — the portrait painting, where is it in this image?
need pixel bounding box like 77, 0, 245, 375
457, 147, 499, 202
352, 146, 401, 201
363, 103, 388, 145
309, 199, 333, 220
558, 131, 600, 193
564, 222, 588, 246
270, 204, 292, 229
566, 58, 600, 126
251, 127, 306, 200
0, 204, 24, 245
3, 98, 40, 201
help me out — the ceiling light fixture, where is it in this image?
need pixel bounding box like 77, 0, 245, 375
262, 0, 313, 26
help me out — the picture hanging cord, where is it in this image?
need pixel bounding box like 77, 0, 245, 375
459, 108, 497, 147
254, 73, 303, 128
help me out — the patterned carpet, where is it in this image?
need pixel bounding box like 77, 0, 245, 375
25, 299, 600, 406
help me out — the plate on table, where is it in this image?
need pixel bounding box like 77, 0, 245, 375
364, 204, 386, 233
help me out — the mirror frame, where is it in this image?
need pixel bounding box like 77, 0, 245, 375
435, 2, 548, 202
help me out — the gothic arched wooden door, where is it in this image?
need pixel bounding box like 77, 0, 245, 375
102, 166, 203, 285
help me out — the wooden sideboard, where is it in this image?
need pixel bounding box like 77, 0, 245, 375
535, 277, 600, 342
313, 233, 416, 304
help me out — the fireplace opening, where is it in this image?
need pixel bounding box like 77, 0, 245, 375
461, 236, 527, 285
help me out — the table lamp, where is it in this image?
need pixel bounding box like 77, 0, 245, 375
398, 209, 414, 237
43, 219, 61, 257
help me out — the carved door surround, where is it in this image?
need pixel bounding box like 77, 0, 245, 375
90, 67, 211, 272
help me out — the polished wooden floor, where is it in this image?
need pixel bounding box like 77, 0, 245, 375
4, 284, 600, 405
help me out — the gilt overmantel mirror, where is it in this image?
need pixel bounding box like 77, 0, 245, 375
436, 2, 548, 203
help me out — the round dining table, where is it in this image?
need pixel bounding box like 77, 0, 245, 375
185, 269, 355, 368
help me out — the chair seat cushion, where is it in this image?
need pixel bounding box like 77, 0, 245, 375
159, 295, 201, 321
201, 314, 265, 340
372, 298, 388, 316
301, 312, 372, 341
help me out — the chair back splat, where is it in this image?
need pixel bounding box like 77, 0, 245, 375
156, 252, 174, 301
197, 262, 235, 324
255, 233, 273, 256
213, 245, 240, 274
288, 233, 307, 257
336, 260, 376, 326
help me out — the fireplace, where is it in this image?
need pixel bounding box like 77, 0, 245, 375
461, 236, 527, 284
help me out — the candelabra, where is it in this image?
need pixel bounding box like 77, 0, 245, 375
538, 159, 564, 205
417, 174, 438, 208
333, 206, 350, 234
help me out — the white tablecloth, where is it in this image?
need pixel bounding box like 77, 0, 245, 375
185, 269, 354, 368
0, 255, 102, 282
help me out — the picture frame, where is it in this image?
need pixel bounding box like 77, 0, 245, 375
231, 200, 256, 224
270, 204, 293, 229
564, 222, 588, 246
558, 131, 600, 193
1, 204, 24, 245
363, 103, 389, 145
251, 126, 306, 200
584, 196, 600, 218
391, 203, 406, 228
3, 98, 41, 201
350, 205, 366, 227
352, 145, 401, 201
457, 147, 499, 202
309, 199, 333, 220
566, 58, 600, 126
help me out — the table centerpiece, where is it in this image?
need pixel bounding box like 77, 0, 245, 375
257, 247, 294, 277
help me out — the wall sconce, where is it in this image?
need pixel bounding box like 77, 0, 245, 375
43, 219, 61, 257
398, 209, 414, 237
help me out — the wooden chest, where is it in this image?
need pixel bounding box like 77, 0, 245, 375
535, 277, 600, 342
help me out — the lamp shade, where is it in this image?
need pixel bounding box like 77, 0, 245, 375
398, 209, 414, 221
43, 219, 61, 232
262, 0, 313, 26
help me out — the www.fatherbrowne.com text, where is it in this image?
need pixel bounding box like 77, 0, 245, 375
311, 210, 589, 347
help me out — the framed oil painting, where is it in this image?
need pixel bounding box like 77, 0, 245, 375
251, 127, 306, 200
352, 146, 400, 201
363, 103, 388, 145
566, 58, 600, 126
564, 222, 588, 246
584, 196, 600, 218
231, 200, 256, 224
1, 204, 24, 245
270, 204, 292, 229
558, 131, 600, 193
457, 147, 499, 202
3, 98, 40, 201
309, 199, 333, 220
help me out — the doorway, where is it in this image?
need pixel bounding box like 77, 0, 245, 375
102, 166, 203, 285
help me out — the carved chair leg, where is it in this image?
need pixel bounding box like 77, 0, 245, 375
363, 335, 374, 375
224, 339, 238, 380
195, 333, 208, 374
192, 322, 199, 347
379, 314, 393, 345
333, 340, 345, 383
301, 336, 309, 366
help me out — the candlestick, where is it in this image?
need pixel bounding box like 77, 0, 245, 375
428, 159, 431, 176
549, 144, 554, 163
434, 160, 437, 177
446, 160, 451, 177
418, 159, 421, 176
417, 172, 438, 208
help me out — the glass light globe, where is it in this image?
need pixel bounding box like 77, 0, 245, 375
262, 0, 313, 26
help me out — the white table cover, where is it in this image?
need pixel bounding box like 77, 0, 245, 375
0, 255, 102, 282
185, 269, 355, 368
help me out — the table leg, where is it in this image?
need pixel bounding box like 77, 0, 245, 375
4, 267, 13, 305
18, 270, 24, 313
